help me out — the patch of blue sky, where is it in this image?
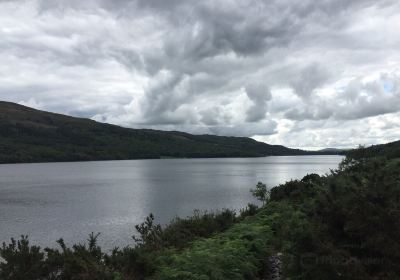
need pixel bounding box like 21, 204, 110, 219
383, 81, 394, 93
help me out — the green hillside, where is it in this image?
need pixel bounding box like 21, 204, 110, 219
346, 140, 400, 160
0, 101, 324, 164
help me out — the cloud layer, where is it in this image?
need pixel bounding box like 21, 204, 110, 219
1, 0, 399, 149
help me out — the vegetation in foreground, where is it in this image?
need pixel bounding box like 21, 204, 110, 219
1, 141, 399, 279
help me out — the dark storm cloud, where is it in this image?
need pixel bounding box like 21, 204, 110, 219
245, 84, 271, 122
0, 0, 399, 144
289, 64, 332, 99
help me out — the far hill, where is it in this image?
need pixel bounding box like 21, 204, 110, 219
0, 101, 335, 164
318, 148, 348, 154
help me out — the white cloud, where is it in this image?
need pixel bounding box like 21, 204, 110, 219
0, 0, 399, 148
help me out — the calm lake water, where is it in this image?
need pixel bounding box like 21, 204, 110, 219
0, 155, 343, 249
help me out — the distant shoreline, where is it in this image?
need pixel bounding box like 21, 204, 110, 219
0, 154, 344, 165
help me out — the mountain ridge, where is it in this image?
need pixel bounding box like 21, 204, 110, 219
0, 101, 339, 164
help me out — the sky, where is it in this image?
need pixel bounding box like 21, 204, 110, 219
0, 0, 399, 150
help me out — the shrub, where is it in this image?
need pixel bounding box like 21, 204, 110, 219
0, 236, 47, 280
250, 182, 270, 205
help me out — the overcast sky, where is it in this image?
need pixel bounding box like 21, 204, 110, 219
1, 0, 399, 149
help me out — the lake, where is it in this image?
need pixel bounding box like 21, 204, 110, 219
0, 155, 343, 250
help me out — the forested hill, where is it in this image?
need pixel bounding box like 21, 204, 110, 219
346, 140, 400, 160
0, 101, 333, 164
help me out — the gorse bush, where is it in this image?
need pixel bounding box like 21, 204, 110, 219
0, 207, 258, 280
0, 234, 116, 280
133, 214, 163, 250
0, 236, 47, 280
161, 208, 240, 250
